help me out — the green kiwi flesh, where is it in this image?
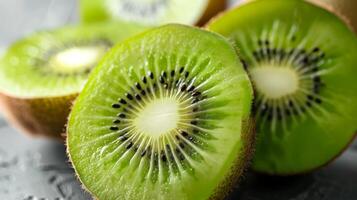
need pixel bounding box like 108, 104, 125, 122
80, 0, 226, 26
207, 0, 357, 175
67, 24, 254, 200
0, 22, 146, 138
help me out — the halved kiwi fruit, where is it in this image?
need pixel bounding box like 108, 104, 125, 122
67, 24, 254, 200
0, 22, 146, 139
80, 0, 227, 26
207, 0, 357, 175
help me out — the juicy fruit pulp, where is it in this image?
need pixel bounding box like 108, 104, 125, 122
67, 24, 253, 200
0, 22, 145, 138
80, 0, 226, 26
207, 0, 357, 175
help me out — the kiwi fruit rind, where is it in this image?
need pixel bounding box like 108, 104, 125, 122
0, 22, 146, 139
207, 0, 357, 175
80, 0, 227, 26
67, 24, 254, 200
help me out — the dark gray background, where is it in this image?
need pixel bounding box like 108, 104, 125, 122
0, 0, 356, 200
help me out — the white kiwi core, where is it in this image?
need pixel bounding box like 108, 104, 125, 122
134, 97, 180, 138
49, 46, 106, 73
250, 66, 299, 99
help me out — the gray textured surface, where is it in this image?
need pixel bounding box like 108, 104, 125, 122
0, 0, 356, 199
0, 0, 78, 46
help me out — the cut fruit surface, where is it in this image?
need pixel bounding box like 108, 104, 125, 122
0, 22, 146, 138
80, 0, 226, 26
309, 0, 357, 33
207, 0, 357, 175
0, 22, 145, 98
67, 24, 253, 200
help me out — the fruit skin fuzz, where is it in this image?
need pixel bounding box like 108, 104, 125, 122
0, 93, 76, 139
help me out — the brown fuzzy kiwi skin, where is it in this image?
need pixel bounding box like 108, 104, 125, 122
66, 118, 256, 200
0, 92, 77, 140
196, 0, 228, 26
209, 118, 256, 200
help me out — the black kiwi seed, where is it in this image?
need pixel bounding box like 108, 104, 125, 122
185, 71, 189, 78
315, 98, 322, 104
171, 70, 175, 77
126, 142, 133, 149
162, 71, 167, 78
135, 94, 142, 101
160, 151, 167, 162
126, 93, 133, 100
148, 71, 154, 79
118, 113, 126, 118
192, 98, 200, 104
179, 67, 184, 73
142, 76, 147, 84
110, 126, 119, 131
181, 131, 189, 137
112, 103, 120, 108
119, 136, 128, 141
285, 109, 291, 116
191, 121, 197, 125
119, 98, 127, 104
306, 101, 312, 107
140, 150, 146, 157
159, 75, 165, 83
312, 47, 319, 52
179, 143, 185, 149
135, 82, 142, 90
192, 91, 201, 97
113, 119, 121, 124
187, 85, 195, 92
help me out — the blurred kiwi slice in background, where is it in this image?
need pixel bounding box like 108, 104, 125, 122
80, 0, 227, 26
67, 24, 254, 200
207, 0, 357, 175
0, 22, 146, 139
310, 0, 357, 33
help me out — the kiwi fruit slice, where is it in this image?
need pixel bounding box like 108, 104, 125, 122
310, 0, 357, 33
207, 0, 357, 175
80, 0, 227, 26
0, 22, 146, 139
67, 24, 254, 200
